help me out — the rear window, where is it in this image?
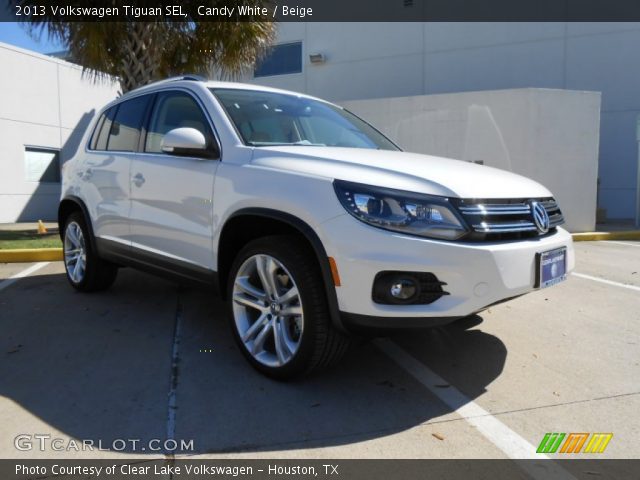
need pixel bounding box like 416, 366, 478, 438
90, 107, 116, 151
107, 95, 152, 152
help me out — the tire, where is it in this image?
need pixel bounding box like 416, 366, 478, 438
63, 211, 118, 292
227, 235, 351, 379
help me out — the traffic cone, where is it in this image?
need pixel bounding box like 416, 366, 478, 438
37, 220, 48, 235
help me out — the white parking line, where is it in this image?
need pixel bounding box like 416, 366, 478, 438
0, 262, 50, 292
166, 296, 184, 450
374, 339, 576, 480
572, 272, 640, 292
606, 240, 640, 248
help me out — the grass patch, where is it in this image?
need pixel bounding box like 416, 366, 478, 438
0, 229, 62, 250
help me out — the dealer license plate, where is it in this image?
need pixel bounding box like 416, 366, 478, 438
537, 247, 567, 288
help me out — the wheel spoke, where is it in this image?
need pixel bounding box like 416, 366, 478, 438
279, 285, 299, 305
67, 226, 80, 247
233, 293, 267, 312
241, 312, 269, 342
235, 276, 267, 302
251, 320, 273, 355
72, 254, 82, 281
273, 318, 292, 364
256, 255, 279, 299
280, 305, 303, 317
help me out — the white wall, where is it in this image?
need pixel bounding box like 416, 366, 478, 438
0, 42, 118, 223
341, 88, 601, 232
249, 22, 640, 221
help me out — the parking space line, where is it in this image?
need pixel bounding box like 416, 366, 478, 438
606, 241, 640, 248
572, 272, 640, 292
166, 294, 184, 451
0, 262, 50, 292
374, 339, 576, 479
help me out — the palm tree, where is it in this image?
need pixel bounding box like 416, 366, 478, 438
17, 2, 275, 93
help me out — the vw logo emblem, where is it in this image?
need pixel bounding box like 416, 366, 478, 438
530, 201, 550, 234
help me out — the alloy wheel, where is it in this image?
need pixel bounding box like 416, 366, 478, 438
232, 254, 304, 367
64, 221, 87, 284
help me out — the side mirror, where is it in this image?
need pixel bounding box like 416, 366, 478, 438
161, 127, 217, 159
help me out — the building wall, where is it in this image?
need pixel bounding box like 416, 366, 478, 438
342, 88, 601, 232
249, 22, 640, 221
0, 42, 118, 223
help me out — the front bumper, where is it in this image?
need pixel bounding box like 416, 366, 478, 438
321, 214, 575, 327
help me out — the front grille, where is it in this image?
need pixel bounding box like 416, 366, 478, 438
455, 198, 564, 241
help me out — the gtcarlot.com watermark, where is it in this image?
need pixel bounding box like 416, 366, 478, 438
14, 434, 194, 452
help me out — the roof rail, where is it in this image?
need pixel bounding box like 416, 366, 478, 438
178, 74, 208, 82
147, 74, 207, 85
126, 74, 208, 95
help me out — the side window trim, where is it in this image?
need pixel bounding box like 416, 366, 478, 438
104, 103, 120, 151
138, 93, 158, 153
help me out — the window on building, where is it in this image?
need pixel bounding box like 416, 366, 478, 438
145, 92, 213, 153
24, 147, 60, 183
254, 42, 302, 77
106, 95, 152, 152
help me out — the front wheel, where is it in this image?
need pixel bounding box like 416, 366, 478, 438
227, 235, 350, 379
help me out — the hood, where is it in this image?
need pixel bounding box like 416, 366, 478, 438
250, 146, 552, 199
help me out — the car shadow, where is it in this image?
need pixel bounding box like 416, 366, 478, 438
0, 268, 506, 455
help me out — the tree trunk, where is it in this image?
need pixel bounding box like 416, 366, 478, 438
119, 23, 161, 93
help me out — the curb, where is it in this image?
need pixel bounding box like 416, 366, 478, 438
571, 231, 640, 242
0, 248, 63, 263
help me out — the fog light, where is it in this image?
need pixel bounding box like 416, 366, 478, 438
372, 271, 449, 305
390, 279, 417, 300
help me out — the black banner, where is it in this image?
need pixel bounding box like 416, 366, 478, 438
3, 459, 640, 480
5, 0, 640, 22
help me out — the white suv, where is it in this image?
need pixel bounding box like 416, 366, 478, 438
59, 76, 574, 378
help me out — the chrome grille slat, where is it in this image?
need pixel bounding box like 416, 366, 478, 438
457, 197, 565, 237
459, 204, 531, 215
472, 222, 538, 233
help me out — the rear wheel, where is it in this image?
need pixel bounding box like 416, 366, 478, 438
63, 211, 117, 292
227, 235, 350, 379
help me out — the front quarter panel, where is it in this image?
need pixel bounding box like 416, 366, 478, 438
212, 161, 344, 271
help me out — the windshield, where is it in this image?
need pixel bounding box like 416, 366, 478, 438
211, 88, 399, 151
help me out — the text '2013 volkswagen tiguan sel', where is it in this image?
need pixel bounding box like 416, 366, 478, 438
59, 76, 574, 378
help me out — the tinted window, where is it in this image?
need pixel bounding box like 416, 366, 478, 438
145, 92, 212, 153
93, 107, 116, 151
107, 95, 151, 152
89, 113, 105, 150
254, 42, 302, 77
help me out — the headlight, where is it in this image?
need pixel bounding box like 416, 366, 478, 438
333, 180, 469, 240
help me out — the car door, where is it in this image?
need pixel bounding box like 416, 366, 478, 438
85, 95, 152, 246
129, 89, 220, 270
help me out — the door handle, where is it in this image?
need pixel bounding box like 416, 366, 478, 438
133, 173, 145, 187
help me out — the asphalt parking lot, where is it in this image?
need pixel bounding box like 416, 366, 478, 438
1, 241, 638, 461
